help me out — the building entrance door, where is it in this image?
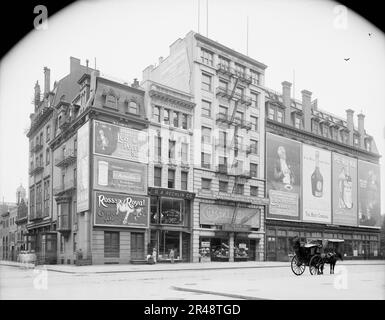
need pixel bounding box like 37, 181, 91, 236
131, 233, 145, 260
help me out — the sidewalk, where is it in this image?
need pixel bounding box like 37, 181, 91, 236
1, 259, 384, 274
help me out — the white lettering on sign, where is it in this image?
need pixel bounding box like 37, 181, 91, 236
98, 194, 145, 209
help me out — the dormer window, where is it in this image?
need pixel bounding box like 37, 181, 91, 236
103, 89, 118, 109
128, 101, 138, 114
365, 139, 371, 152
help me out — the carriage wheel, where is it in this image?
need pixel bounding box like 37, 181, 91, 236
309, 255, 322, 275
291, 255, 305, 276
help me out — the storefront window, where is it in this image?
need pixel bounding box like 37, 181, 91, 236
344, 240, 353, 257
211, 238, 229, 262
161, 198, 184, 225
234, 238, 249, 261
158, 230, 180, 261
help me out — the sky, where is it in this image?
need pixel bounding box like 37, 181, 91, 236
0, 0, 384, 210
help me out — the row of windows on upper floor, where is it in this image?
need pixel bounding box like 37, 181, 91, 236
201, 72, 260, 105
30, 125, 51, 151
200, 47, 262, 85
267, 106, 372, 151
153, 166, 260, 196
152, 106, 190, 129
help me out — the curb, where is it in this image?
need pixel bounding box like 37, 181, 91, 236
171, 286, 266, 300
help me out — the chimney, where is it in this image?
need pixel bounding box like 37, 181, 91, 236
142, 65, 154, 82
346, 109, 354, 145
301, 90, 312, 131
90, 69, 100, 96
282, 81, 292, 125
43, 67, 50, 95
357, 112, 365, 148
70, 57, 81, 73
131, 78, 140, 88
34, 81, 41, 108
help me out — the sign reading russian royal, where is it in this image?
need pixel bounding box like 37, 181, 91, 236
93, 120, 148, 163
94, 191, 149, 228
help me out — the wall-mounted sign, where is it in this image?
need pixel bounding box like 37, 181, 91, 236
266, 133, 301, 220
302, 145, 332, 223
358, 160, 381, 228
94, 191, 149, 228
93, 120, 148, 163
332, 153, 358, 227
148, 187, 195, 199
94, 156, 147, 195
221, 224, 251, 232
268, 190, 298, 218
200, 203, 260, 228
77, 121, 90, 212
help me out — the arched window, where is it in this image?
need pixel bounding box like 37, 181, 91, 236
128, 101, 138, 114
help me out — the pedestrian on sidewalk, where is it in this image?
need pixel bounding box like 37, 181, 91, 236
152, 248, 157, 264
169, 248, 175, 263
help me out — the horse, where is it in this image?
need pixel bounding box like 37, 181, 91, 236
318, 251, 343, 274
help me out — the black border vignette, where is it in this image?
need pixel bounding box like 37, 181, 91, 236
0, 0, 384, 60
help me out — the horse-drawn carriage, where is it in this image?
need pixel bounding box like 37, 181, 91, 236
290, 238, 344, 276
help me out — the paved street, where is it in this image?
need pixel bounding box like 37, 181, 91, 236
0, 261, 384, 300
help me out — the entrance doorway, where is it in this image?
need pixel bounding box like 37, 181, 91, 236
131, 233, 145, 260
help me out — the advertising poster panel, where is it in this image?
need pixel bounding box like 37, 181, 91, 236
94, 156, 147, 195
77, 121, 90, 212
94, 191, 149, 228
200, 203, 260, 229
266, 133, 301, 220
332, 153, 358, 226
93, 120, 148, 163
358, 160, 381, 228
302, 145, 332, 223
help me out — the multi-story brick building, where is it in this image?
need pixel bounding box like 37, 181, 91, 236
142, 31, 269, 263
264, 81, 382, 261
141, 79, 196, 262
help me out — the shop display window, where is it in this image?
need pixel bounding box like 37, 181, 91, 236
161, 198, 184, 225
234, 241, 249, 261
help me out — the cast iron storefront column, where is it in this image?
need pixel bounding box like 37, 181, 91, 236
229, 232, 235, 262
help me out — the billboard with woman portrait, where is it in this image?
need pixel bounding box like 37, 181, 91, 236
266, 133, 301, 220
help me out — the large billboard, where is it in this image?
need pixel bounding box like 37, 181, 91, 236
358, 160, 381, 228
93, 120, 148, 163
94, 156, 147, 195
302, 145, 332, 223
77, 121, 90, 212
200, 203, 260, 229
94, 191, 149, 228
266, 133, 301, 220
332, 153, 358, 226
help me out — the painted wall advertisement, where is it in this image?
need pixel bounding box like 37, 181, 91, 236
94, 191, 149, 228
332, 153, 358, 226
77, 121, 90, 212
200, 203, 260, 229
358, 160, 381, 228
302, 145, 332, 223
93, 120, 148, 163
266, 133, 301, 220
94, 156, 147, 195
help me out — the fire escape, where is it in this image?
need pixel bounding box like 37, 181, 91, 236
215, 65, 253, 229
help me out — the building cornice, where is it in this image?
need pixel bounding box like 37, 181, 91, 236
195, 33, 268, 70
266, 119, 381, 162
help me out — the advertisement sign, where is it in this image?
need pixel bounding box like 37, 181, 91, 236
200, 203, 260, 228
332, 153, 358, 226
77, 121, 90, 212
302, 145, 332, 223
94, 156, 147, 195
358, 160, 381, 228
266, 133, 301, 220
94, 191, 149, 228
94, 120, 148, 163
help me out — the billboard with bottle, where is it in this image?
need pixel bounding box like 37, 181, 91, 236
302, 145, 332, 223
358, 160, 381, 228
332, 153, 358, 226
